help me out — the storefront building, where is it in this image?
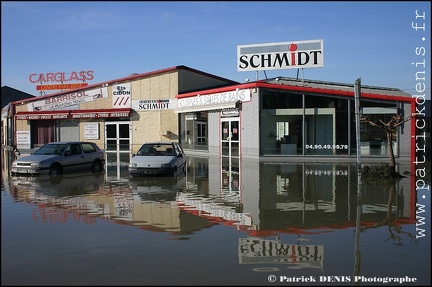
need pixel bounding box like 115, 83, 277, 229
3, 66, 238, 176
176, 77, 415, 163
3, 66, 416, 176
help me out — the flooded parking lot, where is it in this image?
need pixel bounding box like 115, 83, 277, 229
1, 151, 431, 286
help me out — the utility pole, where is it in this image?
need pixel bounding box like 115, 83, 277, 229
354, 78, 362, 173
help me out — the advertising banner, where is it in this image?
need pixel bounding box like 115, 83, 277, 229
237, 39, 324, 72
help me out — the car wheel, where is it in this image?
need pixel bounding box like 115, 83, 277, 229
49, 164, 62, 176
91, 160, 103, 173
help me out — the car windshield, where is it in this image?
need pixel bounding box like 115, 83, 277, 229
34, 144, 66, 155
137, 144, 174, 156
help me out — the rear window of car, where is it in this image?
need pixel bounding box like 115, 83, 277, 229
82, 143, 97, 153
137, 144, 174, 156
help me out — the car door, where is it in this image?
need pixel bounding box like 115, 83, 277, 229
62, 143, 86, 173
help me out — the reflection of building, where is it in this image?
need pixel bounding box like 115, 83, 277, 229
176, 192, 252, 226
238, 237, 324, 271
4, 151, 416, 236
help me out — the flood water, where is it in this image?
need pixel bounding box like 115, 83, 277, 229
1, 151, 431, 286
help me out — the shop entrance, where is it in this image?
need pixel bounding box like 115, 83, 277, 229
105, 121, 131, 179
221, 117, 240, 201
221, 118, 240, 158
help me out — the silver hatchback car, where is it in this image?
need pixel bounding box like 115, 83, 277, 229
11, 141, 105, 176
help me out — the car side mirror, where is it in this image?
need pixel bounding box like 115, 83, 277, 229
65, 151, 72, 156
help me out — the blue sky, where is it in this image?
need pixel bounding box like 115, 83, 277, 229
1, 1, 431, 99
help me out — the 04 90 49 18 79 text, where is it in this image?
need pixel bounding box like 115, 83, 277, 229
304, 144, 348, 150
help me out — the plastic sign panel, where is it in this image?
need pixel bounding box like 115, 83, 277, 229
28, 87, 109, 111
237, 40, 324, 72
36, 83, 88, 91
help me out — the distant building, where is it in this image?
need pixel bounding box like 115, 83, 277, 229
1, 86, 35, 149
1, 86, 35, 109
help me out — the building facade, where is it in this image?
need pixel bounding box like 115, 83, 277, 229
2, 66, 417, 178
175, 76, 416, 176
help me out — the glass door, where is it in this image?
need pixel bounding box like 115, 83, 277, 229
221, 118, 239, 158
221, 117, 241, 205
105, 122, 131, 179
197, 121, 207, 146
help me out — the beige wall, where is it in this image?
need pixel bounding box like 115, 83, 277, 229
130, 71, 180, 153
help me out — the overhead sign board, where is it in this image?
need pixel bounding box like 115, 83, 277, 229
28, 87, 108, 111
36, 83, 89, 91
177, 89, 251, 113
237, 39, 324, 72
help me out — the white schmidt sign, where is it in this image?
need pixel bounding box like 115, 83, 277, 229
132, 99, 175, 111
237, 39, 324, 72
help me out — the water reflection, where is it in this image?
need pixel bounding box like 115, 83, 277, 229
4, 153, 419, 239
2, 149, 429, 285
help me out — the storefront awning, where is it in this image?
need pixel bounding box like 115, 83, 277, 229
69, 108, 131, 119
175, 102, 237, 113
175, 88, 250, 113
15, 108, 131, 120
15, 110, 70, 120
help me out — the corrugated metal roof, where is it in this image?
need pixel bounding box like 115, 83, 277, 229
262, 77, 411, 98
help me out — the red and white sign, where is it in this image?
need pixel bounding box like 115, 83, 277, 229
29, 87, 108, 111
29, 70, 94, 83
15, 111, 70, 120
112, 83, 131, 108
36, 83, 88, 91
15, 108, 131, 120
70, 109, 131, 119
237, 40, 324, 72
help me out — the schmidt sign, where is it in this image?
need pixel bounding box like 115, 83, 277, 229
237, 39, 324, 72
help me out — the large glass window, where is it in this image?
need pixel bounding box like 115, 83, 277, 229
304, 95, 348, 155
358, 100, 398, 156
260, 89, 399, 157
261, 91, 303, 155
180, 112, 208, 151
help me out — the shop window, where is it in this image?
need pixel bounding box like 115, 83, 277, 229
180, 112, 208, 151
262, 91, 302, 109
358, 101, 398, 156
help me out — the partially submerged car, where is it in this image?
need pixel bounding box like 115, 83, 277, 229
128, 141, 186, 177
11, 141, 105, 176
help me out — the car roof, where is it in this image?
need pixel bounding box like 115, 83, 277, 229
44, 141, 97, 145
143, 142, 178, 145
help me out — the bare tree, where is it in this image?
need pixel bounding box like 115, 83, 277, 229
360, 113, 414, 175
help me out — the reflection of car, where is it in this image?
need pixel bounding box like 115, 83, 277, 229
128, 141, 186, 177
129, 173, 186, 201
11, 172, 105, 197
11, 141, 105, 176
